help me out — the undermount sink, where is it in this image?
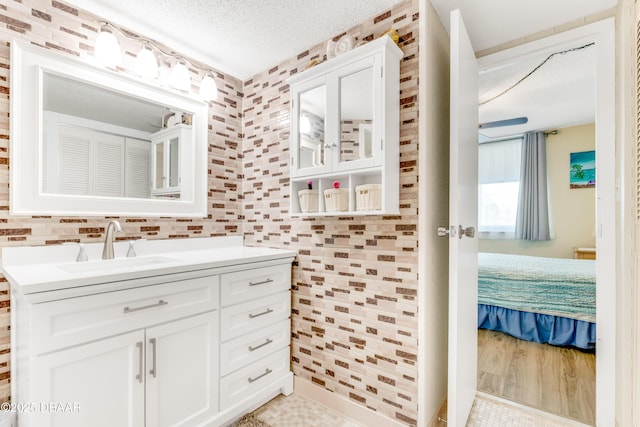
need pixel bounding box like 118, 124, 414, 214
57, 256, 180, 275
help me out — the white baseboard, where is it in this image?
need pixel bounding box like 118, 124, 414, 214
293, 376, 406, 427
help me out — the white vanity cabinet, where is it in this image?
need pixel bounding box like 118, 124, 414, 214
287, 36, 402, 215
24, 273, 220, 427
218, 264, 292, 410
4, 237, 296, 427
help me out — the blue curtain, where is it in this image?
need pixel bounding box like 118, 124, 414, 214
515, 131, 550, 240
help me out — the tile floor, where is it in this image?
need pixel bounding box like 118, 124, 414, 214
249, 392, 592, 427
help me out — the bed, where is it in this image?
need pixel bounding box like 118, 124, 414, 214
478, 252, 596, 351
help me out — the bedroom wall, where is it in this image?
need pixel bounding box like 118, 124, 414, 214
480, 123, 596, 258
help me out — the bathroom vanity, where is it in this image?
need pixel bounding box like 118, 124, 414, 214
2, 236, 296, 427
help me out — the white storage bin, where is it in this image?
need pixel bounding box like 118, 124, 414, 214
356, 184, 382, 211
323, 188, 349, 212
298, 190, 318, 213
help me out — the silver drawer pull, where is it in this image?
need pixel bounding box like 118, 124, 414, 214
149, 337, 157, 378
248, 338, 273, 352
248, 368, 272, 383
124, 300, 168, 314
135, 342, 143, 383
249, 278, 273, 286
249, 308, 273, 319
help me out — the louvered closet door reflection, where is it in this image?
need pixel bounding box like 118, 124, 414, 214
58, 125, 91, 195
125, 138, 151, 198
94, 133, 125, 197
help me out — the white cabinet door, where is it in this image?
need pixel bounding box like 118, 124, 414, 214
30, 330, 145, 427
145, 312, 219, 427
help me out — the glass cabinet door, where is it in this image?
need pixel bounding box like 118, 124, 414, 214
150, 126, 185, 197
339, 66, 374, 166
168, 136, 180, 188
296, 84, 327, 174
153, 140, 165, 191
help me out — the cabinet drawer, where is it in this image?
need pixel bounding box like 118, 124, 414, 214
31, 275, 219, 354
220, 319, 290, 376
219, 346, 290, 410
220, 291, 290, 342
220, 263, 291, 306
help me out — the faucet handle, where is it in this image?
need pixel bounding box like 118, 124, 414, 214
127, 241, 137, 258
76, 243, 88, 262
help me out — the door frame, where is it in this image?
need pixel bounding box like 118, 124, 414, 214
475, 18, 615, 425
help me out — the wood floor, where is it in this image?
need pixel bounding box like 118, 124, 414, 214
477, 329, 596, 426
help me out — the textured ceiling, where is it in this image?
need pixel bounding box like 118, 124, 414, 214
429, 0, 618, 53
427, 0, 615, 139
64, 0, 616, 137
63, 0, 405, 80
478, 42, 596, 138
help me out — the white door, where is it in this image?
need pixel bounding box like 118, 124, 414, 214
447, 9, 479, 426
145, 312, 219, 427
31, 331, 145, 427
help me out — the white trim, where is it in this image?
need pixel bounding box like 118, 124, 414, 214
478, 18, 617, 426
293, 376, 405, 427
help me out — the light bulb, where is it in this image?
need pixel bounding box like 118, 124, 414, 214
199, 72, 218, 101
170, 60, 191, 91
134, 45, 158, 79
95, 24, 121, 68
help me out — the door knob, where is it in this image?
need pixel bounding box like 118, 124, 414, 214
458, 225, 475, 239
437, 226, 456, 237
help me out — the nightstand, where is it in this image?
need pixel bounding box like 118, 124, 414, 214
574, 247, 596, 260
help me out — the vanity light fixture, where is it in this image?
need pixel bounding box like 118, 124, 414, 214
134, 44, 159, 79
93, 21, 218, 101
95, 24, 121, 68
170, 58, 191, 91
199, 71, 218, 102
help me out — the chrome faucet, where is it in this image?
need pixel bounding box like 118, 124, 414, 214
102, 220, 123, 260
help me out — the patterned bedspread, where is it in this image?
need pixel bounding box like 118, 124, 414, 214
478, 252, 596, 323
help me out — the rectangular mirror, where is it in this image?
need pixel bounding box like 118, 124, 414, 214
339, 66, 373, 164
298, 84, 326, 170
11, 40, 208, 217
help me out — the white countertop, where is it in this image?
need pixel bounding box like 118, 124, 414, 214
1, 236, 296, 297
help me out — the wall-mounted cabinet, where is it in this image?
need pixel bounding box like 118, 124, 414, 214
151, 124, 190, 198
287, 36, 402, 215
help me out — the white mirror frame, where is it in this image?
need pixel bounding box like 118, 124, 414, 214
10, 40, 208, 217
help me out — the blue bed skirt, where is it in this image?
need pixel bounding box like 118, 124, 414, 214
478, 304, 596, 351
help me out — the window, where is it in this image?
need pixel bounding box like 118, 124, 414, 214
478, 137, 522, 237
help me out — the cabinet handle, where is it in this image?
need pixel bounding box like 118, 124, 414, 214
149, 338, 157, 378
249, 308, 274, 319
248, 338, 273, 352
249, 278, 273, 286
123, 299, 168, 314
135, 341, 143, 384
248, 368, 272, 383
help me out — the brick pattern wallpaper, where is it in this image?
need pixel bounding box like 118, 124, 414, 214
242, 1, 419, 424
0, 0, 243, 402
0, 0, 421, 424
